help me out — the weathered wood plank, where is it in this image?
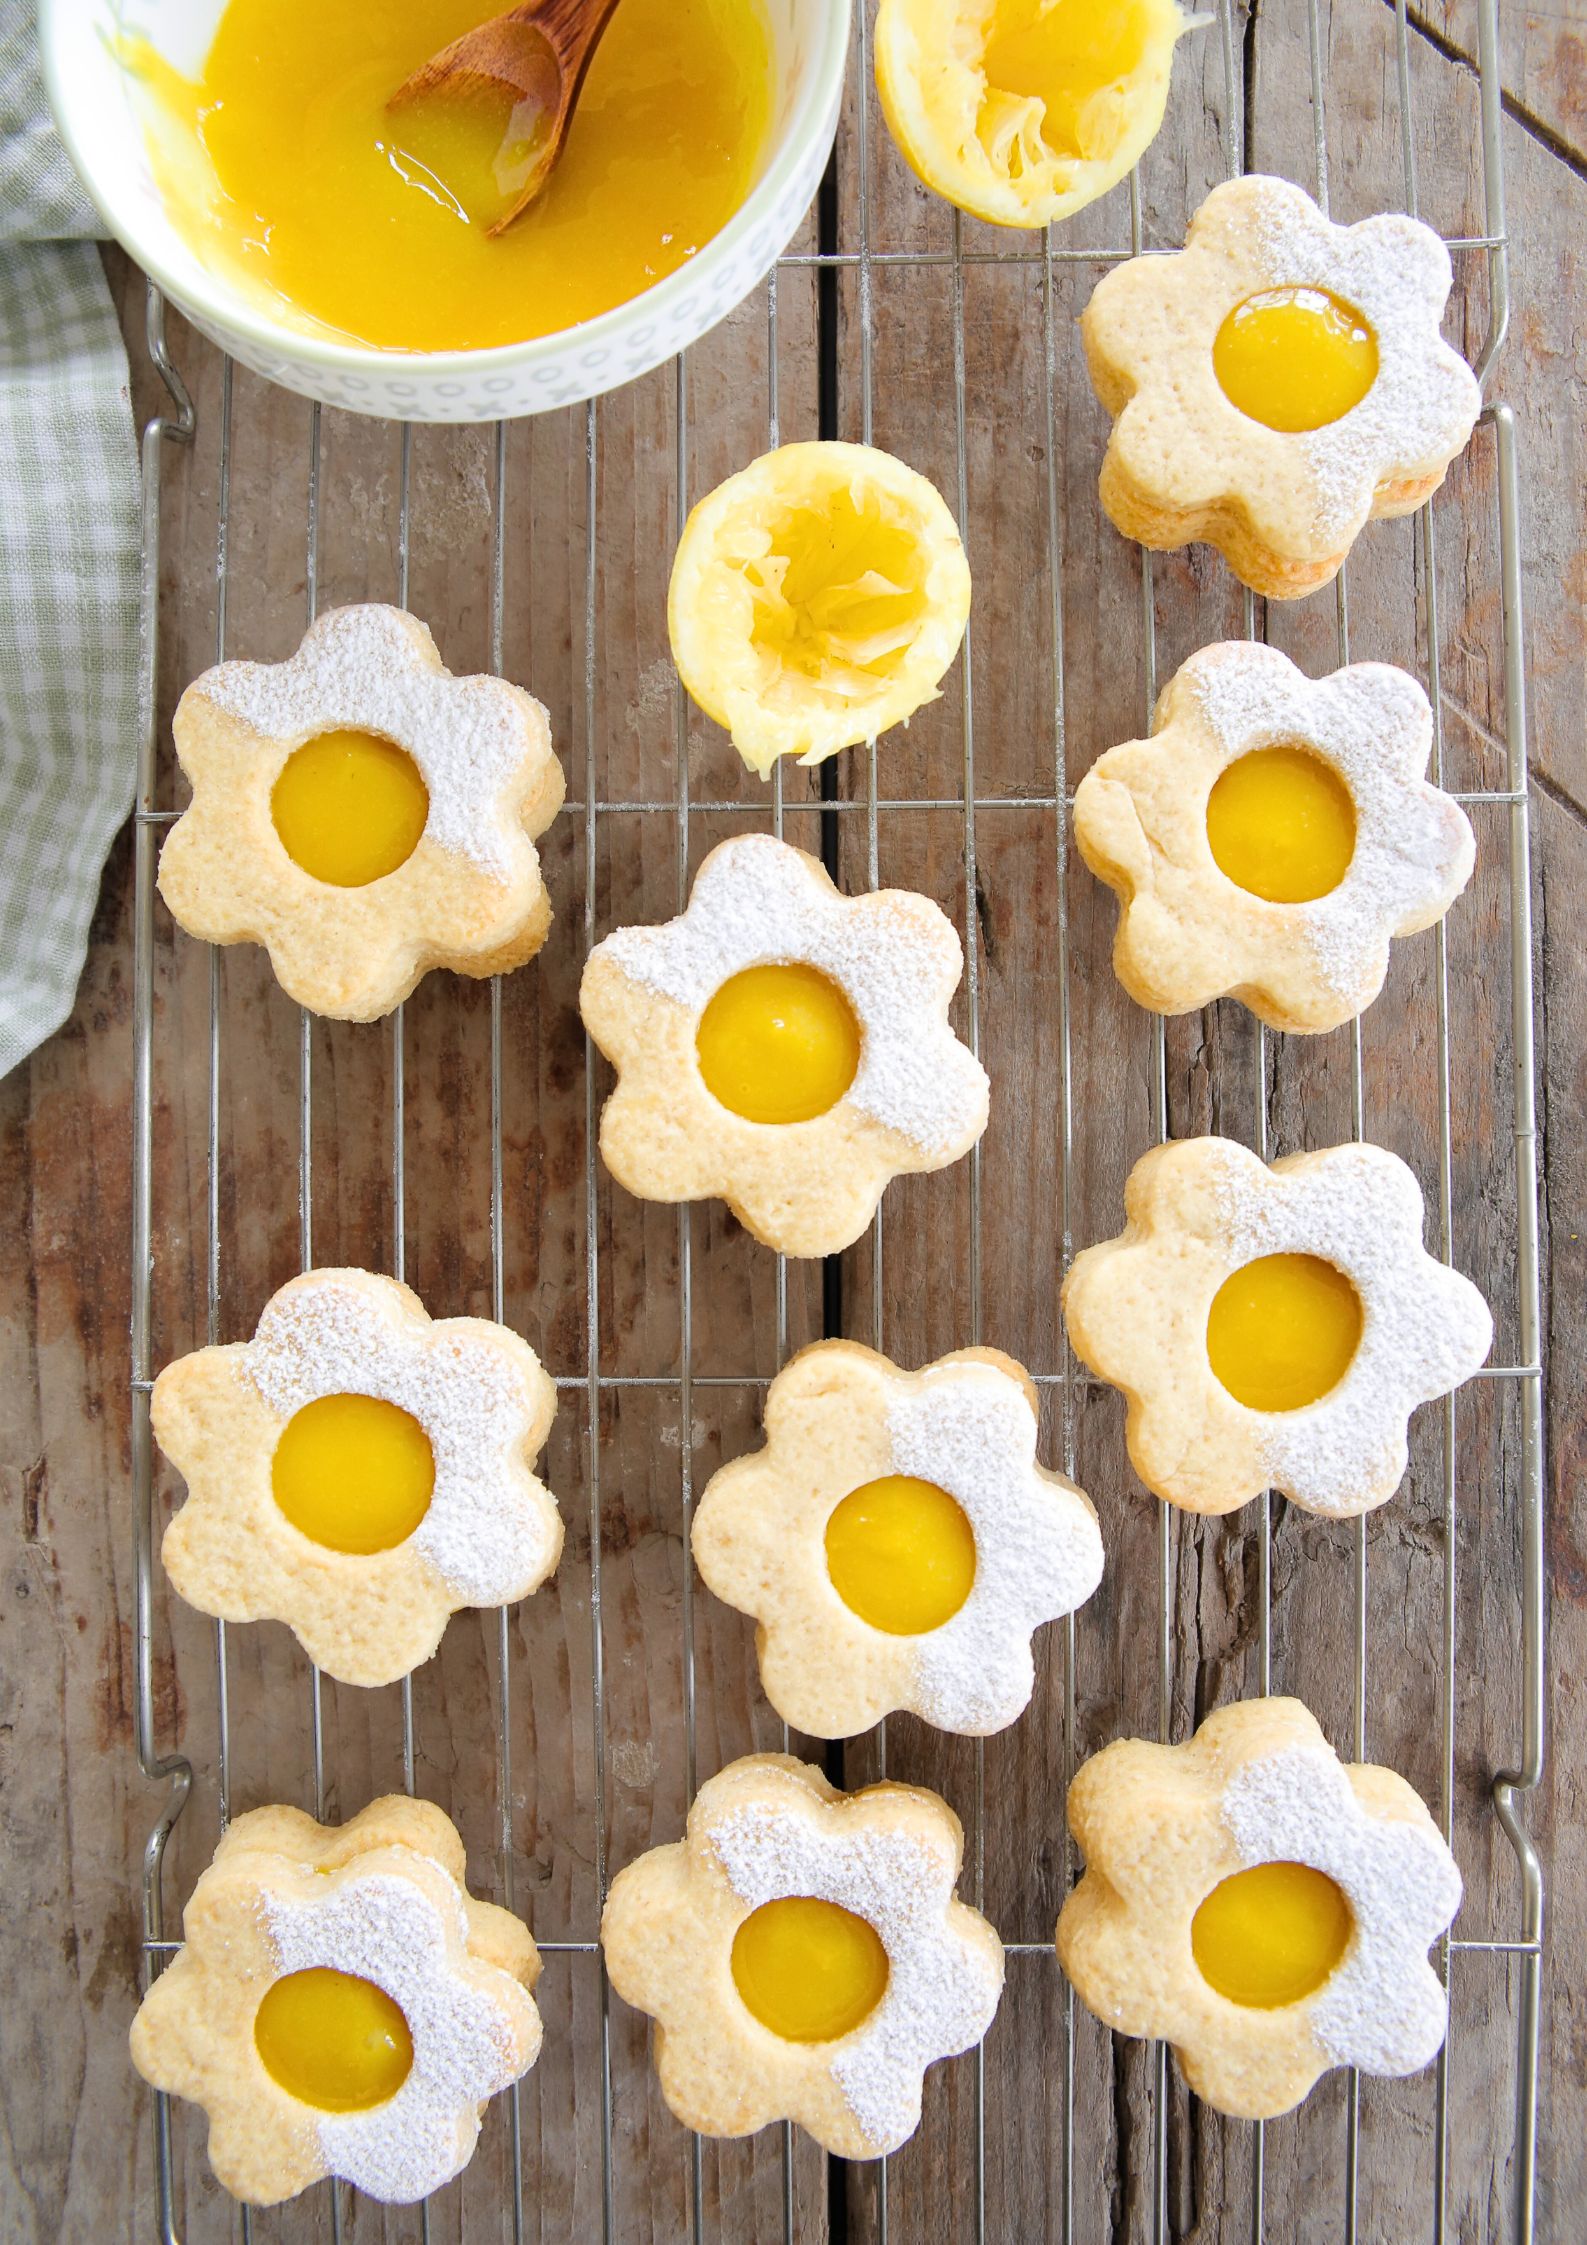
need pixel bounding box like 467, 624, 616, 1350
0, 0, 1580, 2238
1412, 0, 1587, 176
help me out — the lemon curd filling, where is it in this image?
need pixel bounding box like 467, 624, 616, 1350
825, 1475, 977, 1635
979, 0, 1154, 166
742, 490, 932, 714
1191, 1861, 1353, 2009
695, 964, 862, 1125
271, 731, 430, 888
731, 1897, 891, 2043
1213, 287, 1380, 434
1207, 1253, 1364, 1413
271, 1393, 436, 1554
254, 1966, 414, 2109
125, 0, 770, 352
1205, 744, 1357, 904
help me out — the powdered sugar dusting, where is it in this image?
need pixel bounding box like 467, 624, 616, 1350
197, 606, 553, 881
1220, 1743, 1461, 2074
1238, 180, 1481, 543
262, 1867, 529, 2203
598, 835, 988, 1156
708, 1786, 1001, 2150
245, 1274, 558, 1605
1202, 1141, 1492, 1515
1187, 642, 1474, 999
885, 1363, 1102, 1732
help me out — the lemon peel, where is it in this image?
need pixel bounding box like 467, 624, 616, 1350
876, 0, 1204, 231
667, 441, 971, 776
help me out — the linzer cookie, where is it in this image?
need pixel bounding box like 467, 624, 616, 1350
601, 1754, 1003, 2156
692, 1340, 1103, 1738
579, 834, 989, 1258
1056, 1697, 1462, 2120
1062, 1136, 1491, 1518
152, 1268, 562, 1687
158, 604, 565, 1019
1074, 641, 1475, 1032
129, 1796, 542, 2205
1081, 175, 1482, 597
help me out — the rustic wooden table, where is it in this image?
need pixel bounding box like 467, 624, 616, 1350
3, 1, 1581, 2238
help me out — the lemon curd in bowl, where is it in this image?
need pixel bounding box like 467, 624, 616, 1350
124, 0, 772, 352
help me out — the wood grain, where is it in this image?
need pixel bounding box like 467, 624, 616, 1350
0, 2, 1580, 2239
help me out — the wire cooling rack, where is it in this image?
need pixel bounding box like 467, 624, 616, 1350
128, 0, 1544, 2236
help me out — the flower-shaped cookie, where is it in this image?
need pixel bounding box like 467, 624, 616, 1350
1081, 175, 1482, 597
1062, 1137, 1491, 1518
1074, 642, 1475, 1031
580, 834, 990, 1257
693, 1340, 1103, 1737
1056, 1697, 1462, 2119
158, 604, 565, 1020
601, 1754, 1003, 2156
152, 1267, 562, 1686
130, 1795, 542, 2204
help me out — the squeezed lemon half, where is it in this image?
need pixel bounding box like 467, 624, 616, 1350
668, 441, 971, 776
876, 0, 1200, 229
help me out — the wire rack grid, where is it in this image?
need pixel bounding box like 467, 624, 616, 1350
126, 0, 1544, 2238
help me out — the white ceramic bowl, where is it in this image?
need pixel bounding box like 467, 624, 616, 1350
42, 0, 850, 422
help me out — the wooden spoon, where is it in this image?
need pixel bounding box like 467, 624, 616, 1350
389, 0, 624, 235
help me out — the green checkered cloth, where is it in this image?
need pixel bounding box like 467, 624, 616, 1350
1, 5, 140, 1076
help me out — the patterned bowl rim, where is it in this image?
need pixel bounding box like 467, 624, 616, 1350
39, 0, 853, 384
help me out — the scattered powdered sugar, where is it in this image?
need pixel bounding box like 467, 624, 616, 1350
708, 1786, 1002, 2150
1220, 1742, 1461, 2075
597, 834, 989, 1156
196, 605, 552, 881
262, 1867, 527, 2203
244, 1274, 557, 1605
885, 1363, 1103, 1732
1237, 179, 1482, 543
1202, 1140, 1492, 1515
1187, 642, 1474, 999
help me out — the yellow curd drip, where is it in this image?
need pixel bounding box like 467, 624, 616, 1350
126, 0, 770, 351
271, 731, 430, 887
695, 964, 861, 1125
980, 0, 1154, 163
1207, 1253, 1363, 1413
272, 1393, 435, 1554
1206, 744, 1357, 904
1213, 287, 1379, 433
824, 1474, 977, 1635
254, 1966, 414, 2109
1191, 1861, 1352, 2009
731, 1897, 890, 2043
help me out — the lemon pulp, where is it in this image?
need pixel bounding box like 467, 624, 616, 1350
695, 964, 861, 1125
1206, 745, 1357, 904
980, 0, 1154, 164
825, 1475, 977, 1635
1191, 1862, 1352, 2009
125, 0, 769, 351
1207, 1254, 1363, 1413
744, 488, 933, 709
272, 1394, 435, 1554
254, 1967, 414, 2109
731, 1898, 890, 2042
1213, 287, 1379, 433
271, 732, 430, 888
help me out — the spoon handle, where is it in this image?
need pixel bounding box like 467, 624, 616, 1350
511, 0, 625, 80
